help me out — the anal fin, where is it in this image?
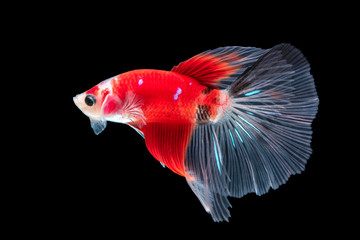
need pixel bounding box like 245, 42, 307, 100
142, 122, 194, 176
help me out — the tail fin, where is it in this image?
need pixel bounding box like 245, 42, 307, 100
184, 44, 319, 222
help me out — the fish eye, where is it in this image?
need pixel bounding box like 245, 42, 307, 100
85, 94, 96, 106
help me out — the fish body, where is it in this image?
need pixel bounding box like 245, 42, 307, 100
108, 69, 224, 125
73, 44, 319, 221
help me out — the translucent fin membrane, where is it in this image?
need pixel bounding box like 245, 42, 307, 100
172, 46, 268, 89
184, 44, 318, 222
185, 124, 231, 222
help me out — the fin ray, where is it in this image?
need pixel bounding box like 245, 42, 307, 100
185, 124, 231, 222
171, 46, 267, 89
142, 122, 194, 176
184, 44, 318, 221
90, 118, 107, 135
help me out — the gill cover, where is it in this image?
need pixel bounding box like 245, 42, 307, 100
88, 94, 119, 135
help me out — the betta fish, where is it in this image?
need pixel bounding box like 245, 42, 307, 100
73, 44, 318, 222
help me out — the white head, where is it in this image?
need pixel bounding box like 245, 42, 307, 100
73, 79, 113, 134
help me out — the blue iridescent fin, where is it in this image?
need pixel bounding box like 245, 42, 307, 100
90, 118, 107, 135
185, 124, 231, 222
224, 44, 318, 197
184, 44, 318, 222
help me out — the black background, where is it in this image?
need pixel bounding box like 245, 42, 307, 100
13, 2, 348, 237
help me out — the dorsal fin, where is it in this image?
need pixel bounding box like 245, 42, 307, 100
171, 46, 268, 89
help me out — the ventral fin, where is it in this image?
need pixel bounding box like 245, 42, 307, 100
171, 46, 267, 89
142, 122, 194, 176
90, 118, 107, 135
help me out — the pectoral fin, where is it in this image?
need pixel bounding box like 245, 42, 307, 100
90, 118, 107, 135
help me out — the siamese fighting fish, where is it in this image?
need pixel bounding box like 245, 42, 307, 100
73, 44, 319, 222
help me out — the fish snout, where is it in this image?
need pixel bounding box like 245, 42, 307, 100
73, 93, 87, 113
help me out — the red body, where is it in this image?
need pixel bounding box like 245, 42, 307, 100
88, 69, 225, 175
84, 50, 238, 176
115, 70, 223, 121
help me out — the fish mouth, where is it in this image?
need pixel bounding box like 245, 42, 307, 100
73, 95, 81, 109
73, 94, 87, 115
73, 94, 99, 120
73, 94, 90, 119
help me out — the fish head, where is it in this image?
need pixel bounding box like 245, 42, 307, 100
73, 90, 103, 120
73, 79, 113, 135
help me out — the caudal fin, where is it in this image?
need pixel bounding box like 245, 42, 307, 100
184, 43, 319, 221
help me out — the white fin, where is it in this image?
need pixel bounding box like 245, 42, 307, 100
103, 92, 146, 127
121, 91, 146, 127
90, 118, 107, 135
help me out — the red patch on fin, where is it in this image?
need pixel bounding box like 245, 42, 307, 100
171, 52, 241, 88
142, 122, 194, 176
